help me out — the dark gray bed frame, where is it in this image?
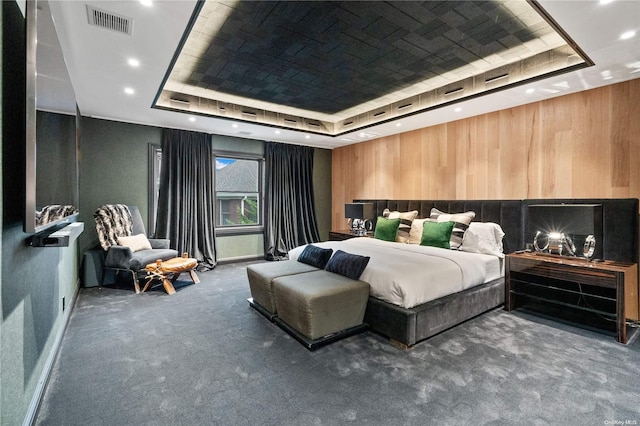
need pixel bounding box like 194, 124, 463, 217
354, 198, 639, 348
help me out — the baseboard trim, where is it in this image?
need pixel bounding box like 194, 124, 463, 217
217, 255, 264, 265
22, 280, 80, 426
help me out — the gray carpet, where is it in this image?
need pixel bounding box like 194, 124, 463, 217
35, 261, 640, 425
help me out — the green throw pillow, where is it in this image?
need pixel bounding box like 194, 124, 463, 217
421, 220, 455, 249
374, 217, 401, 242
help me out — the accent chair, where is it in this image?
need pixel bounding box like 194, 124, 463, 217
94, 204, 178, 293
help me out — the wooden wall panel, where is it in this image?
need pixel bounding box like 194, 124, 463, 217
331, 79, 640, 228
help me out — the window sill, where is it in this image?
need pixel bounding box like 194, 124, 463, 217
215, 226, 264, 237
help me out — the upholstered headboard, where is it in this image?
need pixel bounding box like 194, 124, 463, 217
354, 198, 639, 263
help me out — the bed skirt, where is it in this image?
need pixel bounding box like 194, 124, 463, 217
364, 278, 505, 348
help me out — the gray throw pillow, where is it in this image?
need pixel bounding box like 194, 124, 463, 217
297, 244, 333, 269
325, 249, 370, 280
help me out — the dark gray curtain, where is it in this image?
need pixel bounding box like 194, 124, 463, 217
264, 141, 320, 260
155, 128, 216, 270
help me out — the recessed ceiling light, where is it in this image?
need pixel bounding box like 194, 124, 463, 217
599, 0, 614, 4
188, 117, 196, 122
128, 58, 140, 67
124, 87, 134, 95
275, 130, 281, 134
395, 122, 402, 127
600, 70, 613, 80
140, 0, 153, 6
232, 123, 238, 128
628, 61, 640, 73
454, 107, 462, 113
305, 135, 310, 139
526, 88, 535, 94
620, 30, 636, 40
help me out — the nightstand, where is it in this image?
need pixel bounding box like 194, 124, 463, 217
505, 252, 638, 344
329, 230, 373, 241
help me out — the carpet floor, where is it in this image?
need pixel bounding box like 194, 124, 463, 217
35, 261, 640, 425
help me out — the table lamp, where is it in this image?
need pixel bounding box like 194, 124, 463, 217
344, 203, 374, 236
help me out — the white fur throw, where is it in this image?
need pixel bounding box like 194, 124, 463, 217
94, 204, 133, 251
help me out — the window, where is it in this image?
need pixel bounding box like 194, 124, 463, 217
149, 149, 263, 233
214, 155, 263, 229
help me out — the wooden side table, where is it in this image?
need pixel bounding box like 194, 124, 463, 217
505, 252, 638, 344
143, 253, 200, 295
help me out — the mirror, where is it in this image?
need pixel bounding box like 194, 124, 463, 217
25, 0, 79, 233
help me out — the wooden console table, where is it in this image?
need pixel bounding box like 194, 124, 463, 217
505, 252, 638, 344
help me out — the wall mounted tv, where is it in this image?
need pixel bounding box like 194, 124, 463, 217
526, 204, 603, 259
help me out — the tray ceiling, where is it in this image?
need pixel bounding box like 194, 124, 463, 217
155, 0, 591, 135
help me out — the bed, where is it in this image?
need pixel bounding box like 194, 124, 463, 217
289, 237, 504, 310
293, 198, 638, 348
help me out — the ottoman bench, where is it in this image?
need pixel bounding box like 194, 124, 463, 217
247, 261, 319, 319
273, 270, 370, 350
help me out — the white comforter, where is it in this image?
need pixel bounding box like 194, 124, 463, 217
288, 237, 503, 309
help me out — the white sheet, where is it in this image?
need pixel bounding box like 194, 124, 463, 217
288, 237, 503, 309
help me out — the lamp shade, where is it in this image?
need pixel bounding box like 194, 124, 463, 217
344, 203, 374, 220
527, 203, 603, 259
527, 204, 602, 236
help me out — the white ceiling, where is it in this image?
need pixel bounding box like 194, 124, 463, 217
40, 0, 640, 150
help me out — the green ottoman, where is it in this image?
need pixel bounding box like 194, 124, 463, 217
273, 270, 370, 349
247, 261, 319, 318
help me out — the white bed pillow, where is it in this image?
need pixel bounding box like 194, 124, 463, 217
118, 233, 152, 252
430, 208, 475, 250
383, 209, 418, 243
460, 222, 505, 258
408, 218, 430, 244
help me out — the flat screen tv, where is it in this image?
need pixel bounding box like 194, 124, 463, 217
526, 204, 603, 259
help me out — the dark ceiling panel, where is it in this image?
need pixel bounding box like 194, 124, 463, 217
185, 1, 538, 114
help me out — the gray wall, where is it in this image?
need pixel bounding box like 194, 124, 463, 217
78, 118, 333, 262
1, 3, 80, 424
77, 117, 162, 256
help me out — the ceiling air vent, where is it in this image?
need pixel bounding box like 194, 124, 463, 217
169, 98, 190, 109
170, 98, 190, 105
87, 5, 133, 36
444, 87, 463, 96
485, 73, 509, 83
